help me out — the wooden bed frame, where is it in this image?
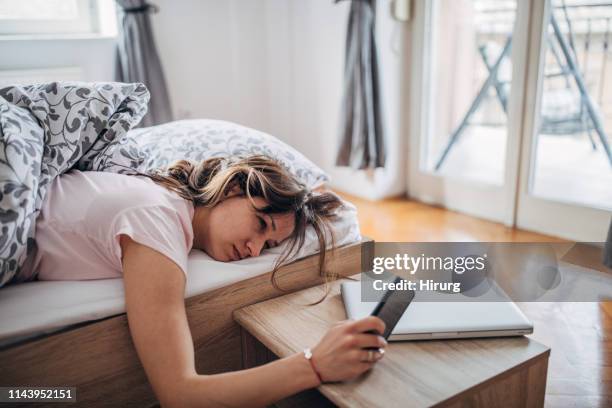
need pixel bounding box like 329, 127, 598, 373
0, 237, 371, 407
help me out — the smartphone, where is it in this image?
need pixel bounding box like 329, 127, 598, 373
366, 276, 415, 345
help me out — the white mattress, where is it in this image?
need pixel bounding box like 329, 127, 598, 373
0, 202, 361, 348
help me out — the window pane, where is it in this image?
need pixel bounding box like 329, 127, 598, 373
0, 0, 78, 20
422, 0, 517, 185
530, 0, 612, 210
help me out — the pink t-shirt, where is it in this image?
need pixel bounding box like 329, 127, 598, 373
18, 170, 195, 282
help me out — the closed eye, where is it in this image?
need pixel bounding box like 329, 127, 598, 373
257, 216, 267, 232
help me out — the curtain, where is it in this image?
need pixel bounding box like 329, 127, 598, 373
605, 217, 612, 268
335, 0, 386, 169
115, 0, 173, 127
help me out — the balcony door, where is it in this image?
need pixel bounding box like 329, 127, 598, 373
408, 0, 611, 241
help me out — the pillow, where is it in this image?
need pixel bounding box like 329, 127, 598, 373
100, 119, 330, 189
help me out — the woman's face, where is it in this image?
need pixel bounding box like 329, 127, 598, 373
195, 194, 296, 262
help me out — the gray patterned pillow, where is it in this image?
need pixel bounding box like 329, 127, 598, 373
101, 119, 330, 188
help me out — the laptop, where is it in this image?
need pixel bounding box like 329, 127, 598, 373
341, 281, 533, 340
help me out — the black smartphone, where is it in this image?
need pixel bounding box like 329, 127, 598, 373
366, 276, 415, 345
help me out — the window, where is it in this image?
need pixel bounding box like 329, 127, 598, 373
0, 0, 116, 37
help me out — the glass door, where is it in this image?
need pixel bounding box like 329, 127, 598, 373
408, 0, 611, 240
517, 0, 612, 241
408, 0, 531, 224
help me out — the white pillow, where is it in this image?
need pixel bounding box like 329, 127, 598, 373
104, 119, 330, 189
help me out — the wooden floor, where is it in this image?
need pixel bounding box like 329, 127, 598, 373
337, 191, 611, 408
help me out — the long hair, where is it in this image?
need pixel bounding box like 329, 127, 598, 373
143, 155, 344, 295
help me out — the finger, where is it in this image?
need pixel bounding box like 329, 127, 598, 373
349, 316, 386, 335
357, 362, 376, 373
351, 333, 387, 349
356, 348, 385, 363
334, 319, 354, 331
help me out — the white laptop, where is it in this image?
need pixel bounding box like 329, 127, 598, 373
341, 281, 533, 340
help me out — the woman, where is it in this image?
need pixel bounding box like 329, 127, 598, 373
19, 155, 387, 407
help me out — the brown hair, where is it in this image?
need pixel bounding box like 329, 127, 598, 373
143, 155, 344, 295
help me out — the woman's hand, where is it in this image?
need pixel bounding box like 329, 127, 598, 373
311, 316, 387, 383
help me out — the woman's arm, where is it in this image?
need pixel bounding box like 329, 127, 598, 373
120, 235, 386, 408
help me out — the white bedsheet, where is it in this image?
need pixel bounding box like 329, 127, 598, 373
0, 202, 361, 348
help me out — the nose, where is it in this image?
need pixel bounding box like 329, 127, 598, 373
246, 236, 266, 258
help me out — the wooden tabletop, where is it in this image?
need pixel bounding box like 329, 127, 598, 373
234, 276, 551, 408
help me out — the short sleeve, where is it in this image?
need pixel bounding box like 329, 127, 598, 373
112, 205, 191, 279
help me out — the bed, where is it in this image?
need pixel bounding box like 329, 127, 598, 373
0, 211, 370, 407
0, 81, 369, 406
0, 201, 361, 348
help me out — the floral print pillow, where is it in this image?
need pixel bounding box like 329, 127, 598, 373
102, 119, 330, 188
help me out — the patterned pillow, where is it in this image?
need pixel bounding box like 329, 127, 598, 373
101, 119, 330, 188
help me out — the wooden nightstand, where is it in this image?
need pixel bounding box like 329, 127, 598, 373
234, 276, 550, 407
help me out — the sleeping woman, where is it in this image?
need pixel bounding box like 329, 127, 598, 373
16, 155, 387, 407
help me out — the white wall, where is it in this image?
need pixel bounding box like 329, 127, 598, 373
0, 1, 408, 200
153, 0, 409, 200
151, 0, 270, 131
266, 0, 410, 200
0, 1, 410, 201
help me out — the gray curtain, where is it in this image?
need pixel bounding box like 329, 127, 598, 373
115, 0, 172, 127
336, 0, 386, 169
605, 217, 612, 268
